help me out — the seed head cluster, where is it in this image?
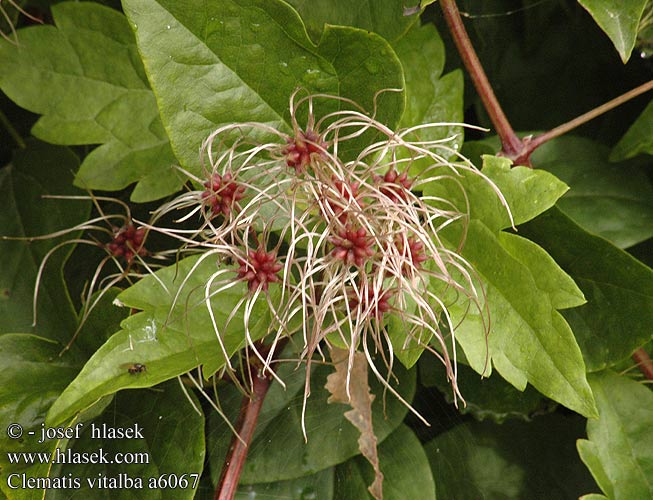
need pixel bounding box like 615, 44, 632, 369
148, 90, 512, 415
107, 223, 147, 262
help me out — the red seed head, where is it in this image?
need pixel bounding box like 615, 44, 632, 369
329, 225, 375, 267
349, 285, 394, 318
202, 172, 245, 217
283, 129, 326, 173
236, 247, 283, 292
399, 237, 428, 270
375, 168, 413, 203
106, 224, 147, 262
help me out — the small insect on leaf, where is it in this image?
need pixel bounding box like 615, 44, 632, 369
122, 363, 146, 374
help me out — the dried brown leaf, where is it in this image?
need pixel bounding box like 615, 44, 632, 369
326, 346, 384, 500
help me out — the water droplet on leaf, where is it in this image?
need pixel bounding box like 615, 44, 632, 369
278, 61, 290, 75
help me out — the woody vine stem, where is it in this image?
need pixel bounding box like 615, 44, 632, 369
214, 2, 653, 498
439, 0, 653, 383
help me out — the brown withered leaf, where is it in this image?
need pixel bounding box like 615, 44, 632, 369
326, 346, 383, 500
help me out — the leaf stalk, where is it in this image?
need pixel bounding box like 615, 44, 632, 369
439, 1, 653, 166
633, 347, 653, 381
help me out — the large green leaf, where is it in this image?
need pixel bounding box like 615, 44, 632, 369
577, 0, 648, 62
395, 22, 464, 156
0, 141, 88, 342
519, 207, 653, 372
425, 156, 596, 418
424, 413, 597, 499
334, 425, 436, 500
46, 254, 270, 426
48, 381, 204, 500
121, 0, 404, 178
531, 136, 653, 249
0, 2, 178, 201
611, 98, 653, 160
284, 0, 417, 44
577, 371, 653, 500
207, 359, 416, 483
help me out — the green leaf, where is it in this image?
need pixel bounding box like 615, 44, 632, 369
284, 0, 417, 44
47, 254, 271, 425
51, 381, 205, 500
611, 98, 653, 160
207, 359, 416, 483
0, 334, 84, 500
426, 155, 569, 233
425, 413, 597, 500
0, 2, 178, 201
519, 207, 653, 372
451, 221, 596, 417
235, 469, 334, 500
531, 136, 653, 248
425, 156, 595, 417
334, 425, 436, 500
498, 231, 586, 310
121, 0, 404, 178
480, 155, 570, 229
72, 288, 129, 356
0, 140, 88, 342
577, 371, 653, 499
419, 356, 553, 424
0, 334, 82, 444
577, 0, 648, 62
395, 23, 464, 156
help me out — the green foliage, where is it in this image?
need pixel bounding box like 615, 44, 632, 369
395, 23, 464, 155
419, 356, 552, 424
426, 156, 596, 418
520, 207, 653, 372
47, 254, 271, 425
577, 371, 653, 499
425, 413, 597, 499
0, 3, 178, 201
0, 140, 87, 341
334, 425, 436, 500
1, 1, 653, 499
121, 0, 404, 183
284, 0, 417, 44
531, 136, 653, 248
577, 0, 649, 62
53, 381, 204, 500
611, 98, 653, 160
207, 358, 415, 483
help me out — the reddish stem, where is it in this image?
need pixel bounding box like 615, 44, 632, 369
439, 0, 653, 166
214, 372, 271, 500
521, 79, 653, 163
439, 0, 523, 160
633, 347, 653, 381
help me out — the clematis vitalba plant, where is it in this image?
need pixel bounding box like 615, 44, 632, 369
3, 2, 653, 500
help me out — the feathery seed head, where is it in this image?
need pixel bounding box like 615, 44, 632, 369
106, 224, 147, 262
329, 225, 376, 268
237, 247, 283, 292
150, 90, 513, 420
201, 172, 246, 217
283, 129, 327, 173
